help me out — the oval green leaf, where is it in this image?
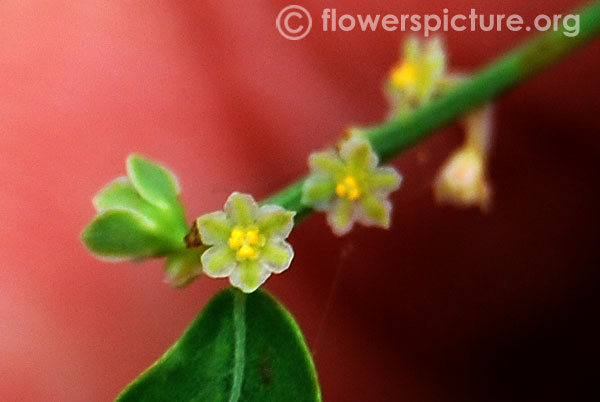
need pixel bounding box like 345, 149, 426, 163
93, 177, 151, 215
126, 154, 180, 210
81, 210, 181, 259
117, 288, 321, 402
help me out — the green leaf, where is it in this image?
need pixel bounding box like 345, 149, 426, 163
93, 177, 150, 214
117, 288, 321, 402
81, 210, 180, 259
127, 154, 180, 209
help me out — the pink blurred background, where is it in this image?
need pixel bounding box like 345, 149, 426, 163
1, 1, 599, 401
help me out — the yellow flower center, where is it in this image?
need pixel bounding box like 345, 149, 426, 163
336, 175, 361, 201
228, 227, 263, 260
391, 62, 417, 88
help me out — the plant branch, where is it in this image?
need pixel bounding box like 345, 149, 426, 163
264, 1, 600, 221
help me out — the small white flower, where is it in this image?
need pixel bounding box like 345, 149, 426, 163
195, 193, 295, 293
302, 136, 402, 236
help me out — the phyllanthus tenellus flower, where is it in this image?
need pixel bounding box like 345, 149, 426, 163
434, 106, 493, 211
195, 192, 295, 293
302, 135, 402, 236
386, 36, 447, 116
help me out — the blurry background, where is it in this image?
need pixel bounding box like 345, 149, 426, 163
1, 0, 599, 401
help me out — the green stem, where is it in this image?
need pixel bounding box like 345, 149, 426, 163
264, 1, 600, 220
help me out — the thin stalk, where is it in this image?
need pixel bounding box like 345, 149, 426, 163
264, 1, 600, 221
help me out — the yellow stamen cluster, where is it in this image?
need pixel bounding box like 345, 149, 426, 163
336, 175, 361, 201
391, 62, 417, 88
228, 228, 261, 260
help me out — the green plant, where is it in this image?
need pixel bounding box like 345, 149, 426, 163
82, 3, 600, 400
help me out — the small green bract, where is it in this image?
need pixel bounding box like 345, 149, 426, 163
302, 135, 402, 236
196, 192, 296, 293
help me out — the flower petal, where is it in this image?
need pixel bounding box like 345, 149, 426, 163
308, 151, 345, 176
403, 36, 420, 65
196, 211, 232, 245
224, 192, 259, 227
257, 205, 295, 239
339, 136, 378, 169
301, 176, 336, 209
229, 260, 271, 293
261, 239, 294, 273
326, 198, 355, 236
370, 167, 402, 193
201, 245, 237, 278
417, 37, 446, 102
358, 194, 392, 229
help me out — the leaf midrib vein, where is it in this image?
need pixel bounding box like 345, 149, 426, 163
228, 291, 246, 402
